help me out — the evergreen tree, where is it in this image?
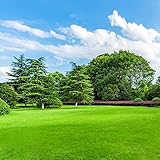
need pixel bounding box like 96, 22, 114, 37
156, 76, 160, 84
48, 71, 66, 99
20, 58, 62, 109
64, 63, 94, 106
8, 54, 28, 92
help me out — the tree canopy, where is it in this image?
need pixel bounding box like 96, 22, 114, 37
88, 50, 155, 100
0, 83, 18, 108
4, 50, 159, 109
8, 54, 28, 91
63, 63, 94, 105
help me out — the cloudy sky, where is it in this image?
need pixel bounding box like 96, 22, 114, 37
0, 0, 160, 82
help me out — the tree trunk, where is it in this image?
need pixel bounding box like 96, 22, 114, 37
75, 102, 78, 106
41, 103, 45, 109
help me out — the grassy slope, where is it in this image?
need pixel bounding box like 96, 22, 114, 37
0, 106, 160, 160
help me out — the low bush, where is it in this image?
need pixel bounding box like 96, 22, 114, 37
152, 97, 160, 102
52, 98, 63, 108
0, 98, 10, 116
0, 83, 18, 108
134, 98, 143, 102
46, 97, 63, 108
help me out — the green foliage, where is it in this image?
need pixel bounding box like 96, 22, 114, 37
46, 97, 63, 108
152, 97, 160, 102
5, 52, 157, 105
8, 54, 29, 91
134, 98, 143, 102
0, 98, 10, 115
147, 84, 160, 100
102, 84, 119, 100
156, 76, 160, 84
0, 83, 18, 108
48, 72, 66, 99
63, 64, 94, 105
88, 50, 155, 100
19, 57, 62, 109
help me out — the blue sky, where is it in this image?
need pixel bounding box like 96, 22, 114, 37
0, 0, 160, 81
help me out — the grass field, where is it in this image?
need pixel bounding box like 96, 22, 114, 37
0, 106, 160, 160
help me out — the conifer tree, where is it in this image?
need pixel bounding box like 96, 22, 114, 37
64, 63, 94, 106
8, 54, 28, 91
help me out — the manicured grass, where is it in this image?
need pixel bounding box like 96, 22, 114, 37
0, 106, 160, 160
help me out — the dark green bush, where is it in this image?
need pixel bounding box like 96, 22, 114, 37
152, 97, 160, 102
134, 98, 143, 102
0, 83, 18, 108
52, 97, 63, 108
0, 98, 10, 116
46, 97, 63, 108
147, 85, 160, 100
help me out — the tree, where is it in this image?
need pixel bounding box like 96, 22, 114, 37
20, 58, 62, 109
156, 76, 160, 84
8, 54, 28, 92
63, 63, 94, 106
48, 72, 66, 99
0, 83, 18, 108
147, 84, 160, 100
88, 50, 155, 100
42, 75, 63, 108
133, 80, 149, 99
0, 98, 10, 116
20, 57, 47, 109
102, 84, 119, 100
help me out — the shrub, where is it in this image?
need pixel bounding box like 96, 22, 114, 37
152, 97, 160, 102
52, 98, 63, 108
0, 83, 18, 108
0, 98, 10, 116
46, 97, 63, 108
134, 98, 143, 102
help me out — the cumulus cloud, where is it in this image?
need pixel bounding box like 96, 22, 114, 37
0, 67, 11, 82
0, 10, 160, 81
108, 10, 160, 43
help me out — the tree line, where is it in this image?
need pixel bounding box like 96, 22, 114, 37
1, 50, 160, 109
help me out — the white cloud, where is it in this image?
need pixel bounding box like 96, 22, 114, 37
0, 67, 10, 82
1, 20, 50, 38
0, 20, 66, 40
108, 10, 160, 43
0, 46, 25, 52
50, 30, 66, 40
1, 10, 160, 81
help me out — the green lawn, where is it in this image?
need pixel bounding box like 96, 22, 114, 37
0, 106, 160, 160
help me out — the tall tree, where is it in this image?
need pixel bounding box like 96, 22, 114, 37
88, 50, 155, 100
63, 63, 94, 106
48, 71, 66, 99
20, 58, 62, 109
20, 57, 46, 108
8, 54, 28, 91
